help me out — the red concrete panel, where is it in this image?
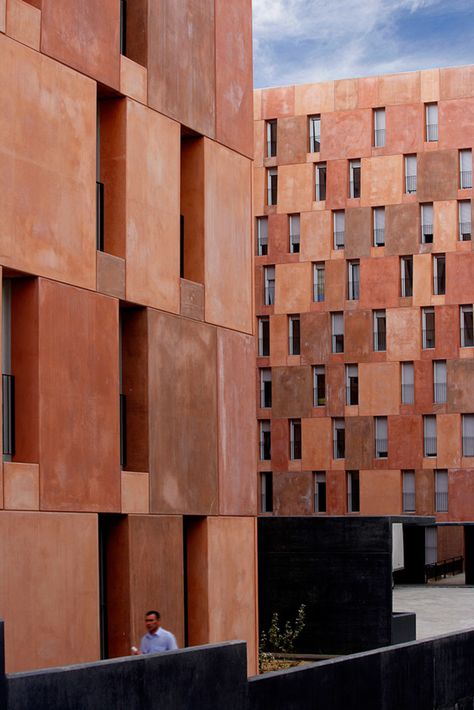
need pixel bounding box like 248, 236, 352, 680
388, 416, 423, 469
3, 462, 39, 510
268, 213, 291, 261
41, 0, 120, 89
334, 78, 358, 111
180, 279, 205, 321
412, 254, 431, 307
215, 0, 253, 158
439, 98, 474, 150
385, 203, 419, 256
320, 109, 372, 161
327, 469, 346, 515
300, 211, 331, 262
275, 115, 308, 166
357, 76, 379, 109
254, 120, 264, 167
121, 472, 149, 514
359, 362, 400, 416
378, 72, 420, 105
148, 311, 218, 515
360, 256, 399, 309
147, 0, 215, 137
361, 155, 403, 206
269, 313, 288, 366
6, 0, 40, 50
345, 207, 371, 259
446, 252, 474, 305
433, 306, 459, 360
271, 418, 289, 473
275, 262, 311, 314
205, 139, 253, 333
416, 468, 434, 516
39, 280, 120, 512
300, 312, 330, 363
96, 251, 125, 300
360, 470, 401, 515
385, 103, 423, 155
120, 55, 147, 104
387, 308, 421, 361
217, 329, 257, 515
434, 200, 457, 253
261, 86, 295, 119
325, 159, 347, 210
346, 417, 374, 469
324, 259, 345, 311
294, 82, 335, 115
417, 150, 458, 202
273, 366, 313, 419
326, 363, 344, 417
277, 163, 314, 214
302, 418, 332, 470
437, 526, 463, 561
440, 66, 474, 100
421, 69, 440, 103
273, 471, 313, 515
345, 309, 372, 361
437, 414, 461, 468
449, 469, 474, 521
0, 511, 98, 672
447, 360, 474, 412
414, 360, 433, 414
0, 35, 96, 289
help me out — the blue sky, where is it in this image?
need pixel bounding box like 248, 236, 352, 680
253, 0, 474, 88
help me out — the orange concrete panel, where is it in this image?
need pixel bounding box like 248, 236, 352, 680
446, 252, 474, 305
385, 203, 419, 256
449, 360, 474, 413
385, 103, 423, 155
300, 311, 330, 364
273, 366, 313, 419
387, 307, 421, 361
217, 328, 257, 515
0, 35, 96, 289
121, 472, 149, 514
96, 251, 125, 300
420, 69, 440, 103
360, 256, 399, 309
434, 306, 459, 360
125, 99, 180, 312
324, 259, 345, 311
0, 511, 99, 672
416, 468, 434, 516
449, 469, 474, 521
440, 65, 474, 100
334, 78, 358, 111
345, 309, 372, 360
301, 417, 332, 470
325, 159, 347, 210
412, 254, 432, 307
0, 0, 5, 31
357, 76, 379, 109
180, 279, 205, 321
417, 150, 458, 202
147, 0, 215, 137
270, 417, 289, 473
361, 155, 403, 206
326, 363, 344, 417
3, 462, 39, 510
437, 414, 461, 469
148, 311, 218, 515
378, 71, 420, 105
300, 210, 331, 262
253, 166, 266, 215
39, 280, 120, 512
359, 362, 400, 415
274, 471, 313, 515
327, 469, 346, 514
120, 55, 147, 104
205, 139, 252, 333
320, 109, 372, 161
41, 0, 119, 89
254, 88, 262, 120
294, 82, 335, 115
261, 85, 295, 119
275, 262, 311, 314
215, 0, 253, 158
268, 213, 290, 260
414, 360, 433, 414
345, 207, 371, 259
6, 0, 40, 50
438, 98, 474, 150
388, 416, 423, 469
277, 163, 314, 214
269, 313, 288, 366
434, 201, 457, 253
254, 120, 264, 167
346, 418, 374, 470
360, 470, 401, 515
278, 115, 309, 165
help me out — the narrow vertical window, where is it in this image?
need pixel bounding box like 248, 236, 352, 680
313, 262, 325, 302
331, 312, 344, 353
422, 307, 435, 349
345, 364, 358, 405
373, 108, 386, 147
257, 216, 268, 256
267, 168, 278, 206
309, 115, 321, 153
375, 416, 388, 458
288, 315, 300, 355
314, 472, 326, 513
2, 279, 14, 460
263, 266, 275, 306
258, 317, 270, 357
460, 149, 472, 189
347, 471, 360, 512
434, 470, 448, 512
373, 207, 385, 246
266, 119, 277, 157
459, 200, 472, 241
333, 418, 345, 459
315, 163, 327, 201
461, 304, 474, 347
423, 415, 437, 457
261, 472, 273, 513
401, 362, 414, 404
462, 415, 474, 457
289, 214, 300, 254
120, 0, 127, 55
402, 471, 416, 513
349, 160, 361, 198
433, 360, 447, 404
373, 310, 386, 351
405, 155, 417, 194
421, 203, 434, 243
433, 254, 446, 295
289, 419, 302, 460
313, 366, 326, 407
400, 256, 413, 297
333, 211, 345, 250
259, 420, 271, 460
425, 103, 438, 142
96, 102, 104, 252
260, 368, 272, 408
347, 260, 360, 300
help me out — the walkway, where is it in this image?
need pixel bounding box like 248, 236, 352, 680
393, 582, 474, 639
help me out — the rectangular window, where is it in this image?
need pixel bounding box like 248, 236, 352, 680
264, 265, 275, 306
333, 418, 345, 459
331, 312, 344, 353
349, 159, 361, 198
405, 154, 417, 194
373, 309, 386, 351
289, 419, 302, 460
309, 115, 321, 153
288, 315, 300, 355
373, 207, 385, 246
422, 307, 435, 349
266, 119, 277, 157
434, 469, 448, 512
433, 254, 446, 295
313, 262, 325, 302
258, 316, 270, 357
401, 361, 414, 404
260, 472, 273, 513
461, 304, 474, 347
289, 214, 300, 253
267, 168, 278, 205
373, 108, 386, 147
433, 360, 447, 404
459, 200, 472, 241
462, 414, 474, 456
260, 368, 272, 408
400, 255, 413, 297
346, 364, 358, 405
425, 103, 438, 142
313, 366, 326, 407
460, 149, 472, 189
2, 279, 14, 460
347, 261, 360, 300
402, 471, 416, 513
375, 416, 388, 458
421, 203, 434, 243
259, 420, 271, 460
333, 210, 345, 249
314, 471, 326, 513
257, 216, 268, 256
347, 471, 360, 512
424, 415, 437, 457
425, 526, 437, 564
315, 163, 327, 201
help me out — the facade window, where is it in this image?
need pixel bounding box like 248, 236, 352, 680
347, 471, 360, 512
259, 420, 271, 460
256, 216, 268, 256
425, 103, 438, 142
309, 115, 321, 153
333, 210, 345, 249
266, 119, 277, 157
460, 149, 472, 189
313, 262, 325, 302
421, 203, 434, 243
422, 307, 435, 349
260, 368, 272, 408
461, 304, 474, 347
349, 159, 361, 198
373, 309, 386, 351
463, 414, 474, 456
288, 315, 300, 355
258, 316, 270, 357
289, 418, 302, 460
2, 279, 14, 460
267, 168, 278, 205
433, 254, 446, 295
289, 214, 300, 253
405, 154, 417, 194
263, 265, 275, 305
401, 361, 414, 404
331, 312, 344, 353
313, 366, 326, 407
375, 416, 388, 458
315, 163, 327, 201
373, 207, 385, 246
434, 469, 448, 512
433, 360, 447, 404
400, 255, 413, 297
345, 364, 358, 405
347, 260, 360, 300
402, 471, 416, 513
424, 414, 437, 457
333, 418, 345, 459
260, 472, 273, 513
314, 471, 326, 513
373, 108, 386, 147
459, 200, 472, 241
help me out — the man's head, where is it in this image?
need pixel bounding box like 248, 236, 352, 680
145, 610, 161, 634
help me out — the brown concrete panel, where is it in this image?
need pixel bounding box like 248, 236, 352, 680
270, 418, 289, 473
434, 200, 457, 253
334, 78, 358, 111
268, 213, 290, 261
41, 0, 119, 89
275, 262, 311, 314
439, 98, 474, 150
217, 329, 257, 515
3, 462, 39, 510
301, 417, 332, 470
273, 471, 313, 515
421, 69, 440, 103
437, 525, 463, 561
447, 360, 474, 412
416, 468, 433, 516
345, 207, 371, 259
96, 251, 125, 300
261, 85, 295, 118
440, 65, 474, 100
449, 469, 474, 521
446, 252, 474, 305
125, 100, 180, 312
433, 306, 458, 360
360, 470, 401, 515
39, 280, 120, 512
325, 159, 347, 210
378, 72, 420, 105
275, 115, 308, 166
385, 103, 423, 155
0, 36, 96, 289
417, 150, 458, 202
120, 55, 147, 104
300, 311, 330, 364
360, 256, 399, 309
414, 360, 433, 413
147, 0, 215, 137
205, 140, 252, 333
100, 98, 126, 259
269, 313, 288, 366
386, 307, 421, 361
345, 309, 372, 360
300, 210, 331, 262
320, 109, 372, 161
273, 366, 313, 419
148, 311, 218, 515
359, 362, 400, 416
181, 137, 205, 284
215, 0, 253, 158
437, 413, 461, 468
385, 203, 419, 256
277, 163, 314, 214
388, 416, 423, 469
6, 0, 40, 50
412, 254, 432, 307
0, 511, 99, 672
324, 259, 345, 311
294, 82, 335, 115
121, 472, 149, 514
326, 363, 344, 417
361, 155, 403, 206
180, 279, 205, 321
345, 416, 373, 469
327, 469, 346, 514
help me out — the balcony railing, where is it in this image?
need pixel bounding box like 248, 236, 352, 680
374, 128, 385, 147
373, 331, 386, 351
374, 228, 385, 246
260, 438, 271, 461
313, 387, 326, 407
96, 181, 104, 251
401, 383, 414, 404
375, 438, 388, 458
332, 334, 344, 353
405, 175, 417, 194
422, 328, 435, 349
462, 436, 474, 457
258, 337, 270, 357
348, 279, 360, 300
313, 283, 324, 302
421, 224, 433, 243
460, 222, 472, 241
460, 171, 472, 189
435, 491, 448, 512
401, 277, 413, 297
346, 385, 358, 406
120, 393, 126, 469
264, 285, 275, 306
402, 491, 416, 513
426, 123, 438, 142
334, 231, 345, 249
2, 374, 15, 457
288, 337, 300, 356
434, 382, 447, 404
424, 437, 437, 457
461, 327, 474, 347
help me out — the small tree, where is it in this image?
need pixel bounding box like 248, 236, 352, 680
259, 604, 306, 672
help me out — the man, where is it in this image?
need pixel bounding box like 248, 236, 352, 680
131, 610, 178, 655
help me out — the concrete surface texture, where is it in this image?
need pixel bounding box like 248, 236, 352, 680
394, 582, 474, 639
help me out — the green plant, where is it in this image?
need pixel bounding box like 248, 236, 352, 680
259, 604, 306, 672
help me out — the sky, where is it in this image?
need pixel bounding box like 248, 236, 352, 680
252, 0, 474, 88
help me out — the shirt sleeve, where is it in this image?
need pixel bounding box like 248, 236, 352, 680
167, 633, 178, 650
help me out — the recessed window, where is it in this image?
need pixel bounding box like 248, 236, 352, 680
256, 216, 268, 256
462, 414, 474, 457
434, 469, 448, 512
401, 361, 414, 404
314, 471, 326, 513
405, 154, 417, 194
260, 368, 272, 408
289, 419, 302, 460
289, 214, 300, 253
347, 260, 360, 300
313, 262, 325, 302
345, 364, 358, 405
460, 149, 472, 190
331, 312, 344, 353
433, 254, 446, 295
260, 472, 273, 513
333, 418, 345, 459
422, 307, 435, 349
258, 316, 270, 357
266, 119, 277, 158
373, 207, 385, 246
349, 159, 361, 198
423, 415, 437, 457
373, 108, 385, 147
461, 304, 474, 347
333, 211, 345, 250
421, 203, 434, 244
263, 265, 275, 306
400, 256, 413, 297
259, 420, 271, 460
459, 200, 472, 241
313, 366, 326, 407
309, 115, 321, 153
433, 360, 446, 404
375, 416, 388, 458
373, 310, 386, 352
315, 163, 327, 201
347, 471, 360, 512
288, 315, 300, 355
425, 103, 438, 142
267, 168, 278, 205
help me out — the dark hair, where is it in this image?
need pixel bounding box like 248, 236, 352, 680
145, 610, 161, 619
